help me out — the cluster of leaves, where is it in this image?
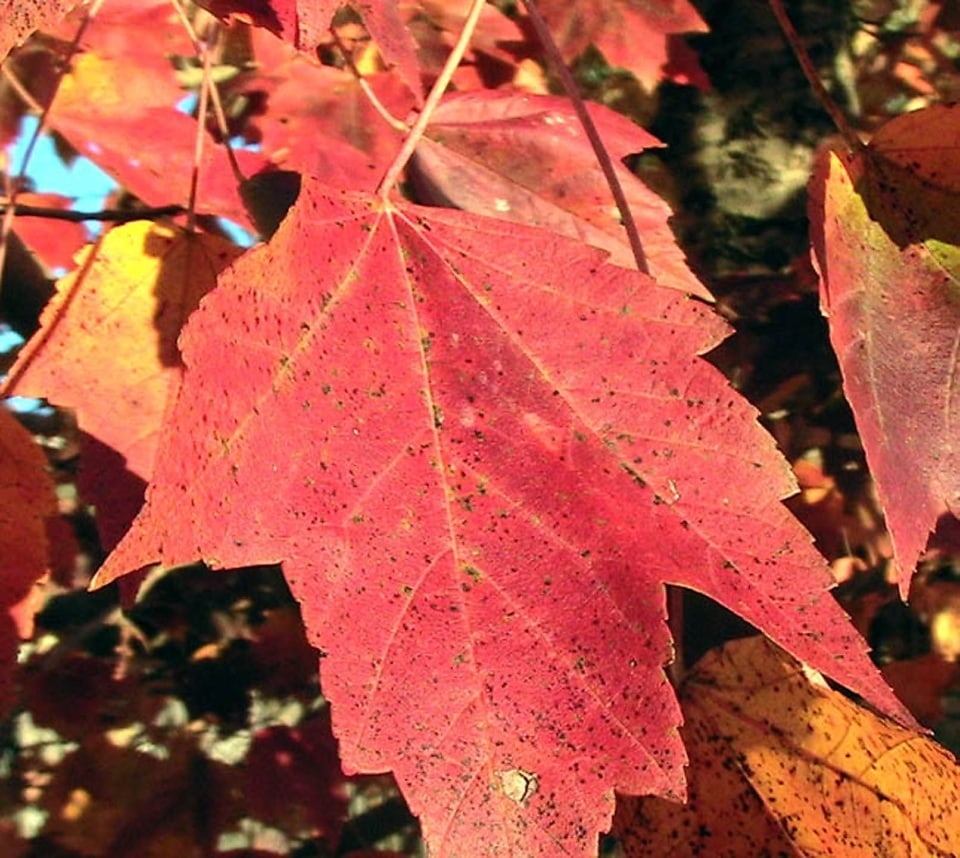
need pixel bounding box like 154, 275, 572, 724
1, 0, 959, 855
2, 564, 364, 857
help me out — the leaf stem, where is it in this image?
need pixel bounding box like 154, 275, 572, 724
0, 64, 44, 114
767, 0, 864, 154
331, 27, 409, 133
170, 0, 246, 185
520, 0, 649, 274
376, 0, 486, 201
186, 25, 216, 233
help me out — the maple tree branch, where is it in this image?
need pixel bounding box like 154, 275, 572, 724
0, 203, 186, 222
520, 0, 650, 275
376, 0, 486, 199
767, 0, 864, 154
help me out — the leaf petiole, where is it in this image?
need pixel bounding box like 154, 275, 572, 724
375, 0, 487, 201
521, 0, 650, 275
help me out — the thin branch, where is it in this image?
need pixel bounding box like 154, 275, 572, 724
376, 0, 486, 200
768, 0, 864, 154
186, 27, 216, 233
521, 0, 649, 274
331, 27, 409, 133
0, 203, 186, 222
0, 64, 44, 114
170, 0, 246, 185
206, 64, 246, 186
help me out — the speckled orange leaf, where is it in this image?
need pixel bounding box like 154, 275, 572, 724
95, 180, 911, 855
0, 0, 77, 60
615, 636, 960, 857
0, 408, 56, 712
810, 139, 960, 596
5, 221, 241, 545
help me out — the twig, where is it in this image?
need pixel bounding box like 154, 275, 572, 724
170, 0, 246, 185
767, 0, 864, 154
0, 64, 44, 114
521, 0, 649, 275
186, 24, 217, 233
331, 27, 409, 133
0, 203, 186, 222
376, 0, 486, 200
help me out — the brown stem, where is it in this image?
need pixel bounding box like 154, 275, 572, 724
376, 0, 486, 200
0, 64, 44, 114
768, 0, 864, 153
186, 30, 216, 233
170, 0, 246, 185
331, 27, 409, 133
520, 0, 649, 275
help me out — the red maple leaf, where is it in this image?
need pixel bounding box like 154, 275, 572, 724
196, 0, 424, 103
400, 0, 527, 87
535, 0, 708, 90
48, 47, 266, 230
0, 409, 56, 713
411, 90, 708, 297
233, 28, 415, 189
96, 181, 911, 855
811, 111, 960, 595
9, 192, 87, 271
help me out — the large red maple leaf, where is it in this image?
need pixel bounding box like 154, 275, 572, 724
96, 181, 910, 856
